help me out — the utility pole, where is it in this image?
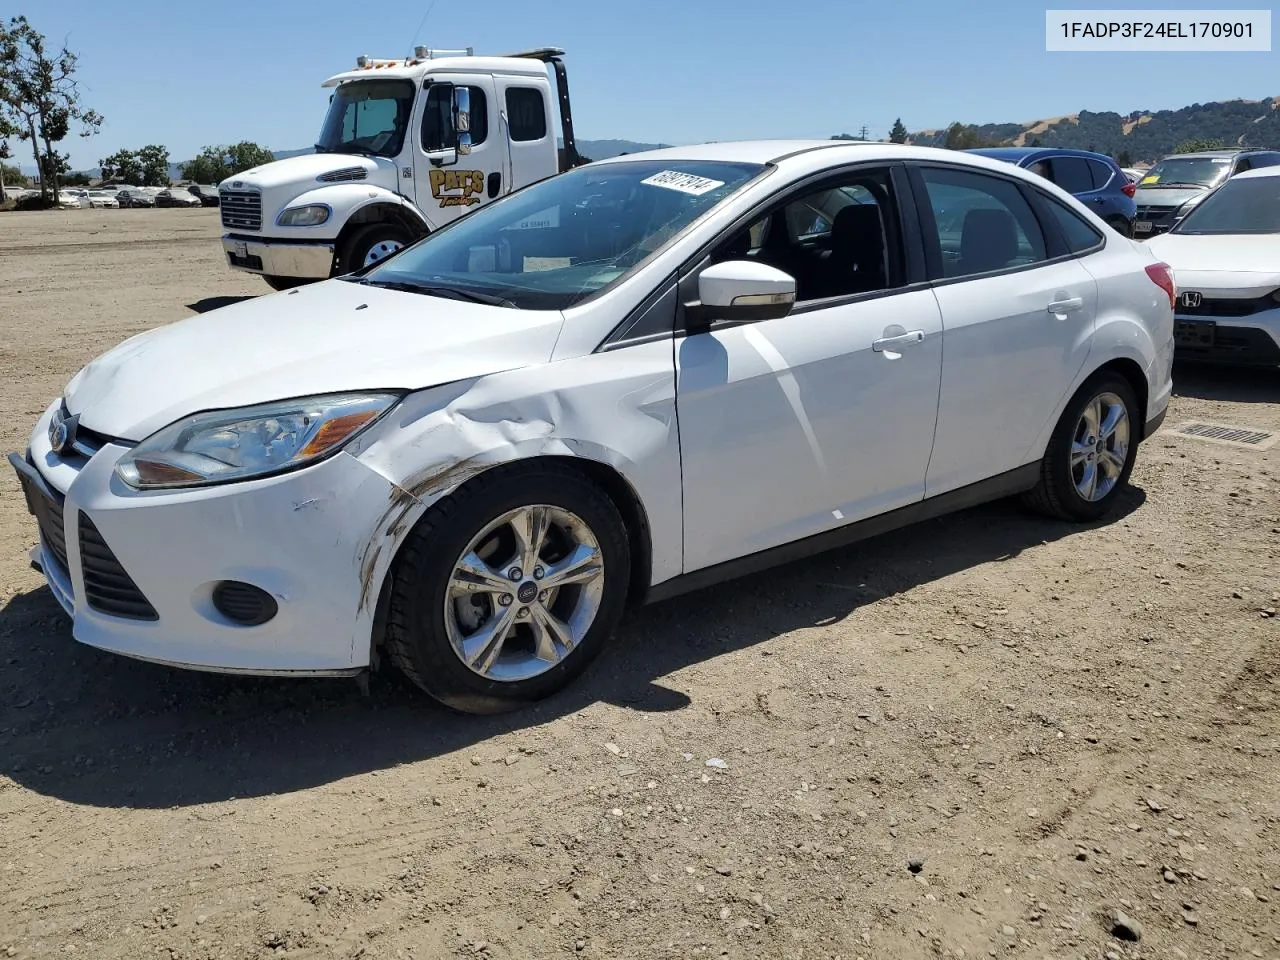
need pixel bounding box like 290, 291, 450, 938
858, 125, 869, 141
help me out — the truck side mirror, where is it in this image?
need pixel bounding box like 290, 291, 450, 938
453, 86, 472, 157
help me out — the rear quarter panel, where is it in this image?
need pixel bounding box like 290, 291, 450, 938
1027, 238, 1173, 458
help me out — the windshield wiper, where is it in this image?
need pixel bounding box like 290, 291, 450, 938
356, 278, 517, 308
1151, 181, 1209, 189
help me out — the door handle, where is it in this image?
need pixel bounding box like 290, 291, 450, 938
872, 330, 925, 353
1047, 297, 1084, 315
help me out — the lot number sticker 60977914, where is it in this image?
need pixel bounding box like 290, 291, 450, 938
641, 170, 727, 196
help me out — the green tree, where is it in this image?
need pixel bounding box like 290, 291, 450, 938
1030, 137, 1043, 147
62, 169, 91, 186
943, 122, 989, 150
136, 143, 170, 185
180, 141, 275, 183
829, 132, 860, 141
99, 147, 143, 183
1174, 137, 1226, 153
0, 16, 103, 202
1116, 149, 1133, 167
888, 118, 908, 144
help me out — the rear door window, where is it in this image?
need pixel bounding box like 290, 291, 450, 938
1048, 157, 1095, 194
1086, 159, 1115, 190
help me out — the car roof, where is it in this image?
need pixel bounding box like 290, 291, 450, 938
591, 139, 1045, 175
967, 146, 1116, 163
1160, 149, 1245, 159
1234, 165, 1280, 180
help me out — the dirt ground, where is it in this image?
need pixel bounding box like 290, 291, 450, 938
0, 209, 1277, 960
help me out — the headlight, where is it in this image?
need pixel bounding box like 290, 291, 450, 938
276, 204, 331, 227
114, 392, 399, 490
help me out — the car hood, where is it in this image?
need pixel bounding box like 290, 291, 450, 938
64, 280, 565, 441
1133, 185, 1207, 209
218, 153, 399, 193
1146, 232, 1280, 294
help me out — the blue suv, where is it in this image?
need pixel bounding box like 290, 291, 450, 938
966, 147, 1137, 236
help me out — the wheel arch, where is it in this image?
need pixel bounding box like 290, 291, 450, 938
366, 453, 655, 668
336, 201, 431, 255
1089, 356, 1149, 430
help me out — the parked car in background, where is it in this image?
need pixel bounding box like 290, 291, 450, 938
187, 184, 220, 207
116, 188, 154, 208
1145, 166, 1280, 366
966, 147, 1137, 235
85, 191, 120, 209
1121, 167, 1145, 183
9, 141, 1174, 712
156, 187, 202, 208
55, 191, 87, 209
1132, 149, 1280, 239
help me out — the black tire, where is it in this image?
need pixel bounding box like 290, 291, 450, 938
1024, 371, 1141, 522
385, 462, 632, 714
262, 275, 315, 292
1107, 216, 1133, 238
337, 222, 414, 275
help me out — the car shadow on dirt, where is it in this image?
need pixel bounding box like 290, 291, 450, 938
1173, 362, 1279, 404
0, 488, 1146, 809
186, 295, 257, 314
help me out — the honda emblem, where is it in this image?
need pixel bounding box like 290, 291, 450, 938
1179, 291, 1202, 308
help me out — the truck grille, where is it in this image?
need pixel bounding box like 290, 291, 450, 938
220, 189, 262, 231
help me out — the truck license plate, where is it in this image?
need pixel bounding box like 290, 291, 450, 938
1133, 220, 1152, 234
234, 241, 248, 258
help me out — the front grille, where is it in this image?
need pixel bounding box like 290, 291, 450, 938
1135, 205, 1177, 222
219, 190, 262, 231
78, 514, 158, 621
317, 166, 367, 183
1177, 294, 1274, 318
34, 487, 70, 580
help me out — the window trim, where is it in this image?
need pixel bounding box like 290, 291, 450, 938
599, 161, 930, 351
1024, 185, 1106, 257
505, 86, 549, 142
905, 160, 1103, 286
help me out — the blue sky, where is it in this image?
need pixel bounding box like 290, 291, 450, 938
16, 0, 1280, 172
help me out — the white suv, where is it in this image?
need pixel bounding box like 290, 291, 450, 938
12, 141, 1175, 711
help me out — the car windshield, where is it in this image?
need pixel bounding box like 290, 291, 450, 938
1140, 156, 1230, 189
354, 159, 766, 310
316, 79, 414, 158
1172, 176, 1280, 234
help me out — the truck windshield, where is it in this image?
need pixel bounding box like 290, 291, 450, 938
317, 79, 415, 158
353, 159, 767, 310
1172, 175, 1280, 234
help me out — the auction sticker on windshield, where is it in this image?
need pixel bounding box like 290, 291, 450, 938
641, 170, 727, 196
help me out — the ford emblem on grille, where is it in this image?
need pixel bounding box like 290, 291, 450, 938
1180, 291, 1203, 308
48, 409, 79, 455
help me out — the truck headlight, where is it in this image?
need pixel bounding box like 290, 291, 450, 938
276, 204, 331, 227
114, 392, 399, 489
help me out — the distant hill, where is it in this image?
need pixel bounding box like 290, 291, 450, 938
908, 96, 1280, 162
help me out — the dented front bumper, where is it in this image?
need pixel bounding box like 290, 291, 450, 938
14, 398, 405, 676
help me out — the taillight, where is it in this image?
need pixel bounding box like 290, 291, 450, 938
1121, 181, 1136, 198
1145, 262, 1176, 310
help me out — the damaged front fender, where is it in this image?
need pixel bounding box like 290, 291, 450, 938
345, 339, 684, 635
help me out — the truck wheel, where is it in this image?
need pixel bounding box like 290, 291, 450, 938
338, 222, 414, 275
262, 276, 314, 292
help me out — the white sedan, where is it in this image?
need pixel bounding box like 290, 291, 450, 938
1145, 166, 1280, 366
10, 141, 1175, 712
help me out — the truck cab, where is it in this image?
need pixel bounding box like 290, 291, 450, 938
218, 46, 582, 290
